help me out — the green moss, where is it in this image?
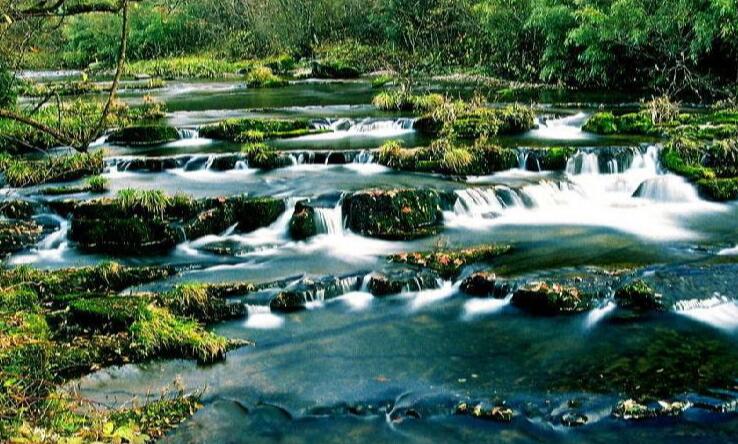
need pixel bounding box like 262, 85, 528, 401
107, 125, 180, 146
388, 244, 512, 279
536, 147, 577, 170
69, 295, 149, 331
582, 112, 617, 134
123, 56, 245, 79
108, 394, 201, 441
0, 220, 43, 256
416, 103, 536, 139
244, 65, 288, 88
342, 189, 442, 240
697, 177, 738, 201
159, 282, 249, 323
199, 118, 316, 142
0, 262, 175, 300
130, 306, 231, 364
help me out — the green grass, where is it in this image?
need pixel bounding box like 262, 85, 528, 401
123, 56, 245, 79
1, 151, 104, 188
372, 91, 446, 112
244, 65, 288, 88
116, 188, 172, 218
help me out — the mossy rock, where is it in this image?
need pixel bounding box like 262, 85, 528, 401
312, 61, 361, 79
455, 402, 513, 422
0, 220, 43, 257
107, 125, 180, 146
614, 279, 662, 311
199, 118, 313, 142
289, 201, 318, 240
160, 283, 248, 323
511, 282, 595, 315
533, 147, 577, 171
697, 177, 738, 201
460, 272, 501, 297
231, 196, 286, 232
70, 216, 178, 255
583, 111, 660, 136
342, 189, 442, 240
0, 200, 36, 219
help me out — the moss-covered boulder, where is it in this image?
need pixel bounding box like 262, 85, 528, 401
415, 104, 535, 139
388, 245, 512, 279
342, 189, 442, 240
158, 282, 251, 323
511, 282, 594, 315
529, 147, 577, 171
107, 125, 180, 146
367, 268, 441, 296
199, 118, 317, 142
0, 200, 36, 219
583, 111, 660, 136
0, 220, 43, 257
614, 279, 662, 311
71, 215, 179, 254
289, 201, 318, 240
312, 61, 361, 79
582, 112, 617, 134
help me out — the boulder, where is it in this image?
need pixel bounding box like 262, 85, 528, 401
614, 279, 662, 311
460, 272, 504, 297
367, 268, 441, 297
289, 201, 318, 240
342, 189, 442, 240
511, 282, 594, 315
70, 216, 178, 255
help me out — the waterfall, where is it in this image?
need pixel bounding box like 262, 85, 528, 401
633, 176, 699, 203
675, 297, 738, 331
354, 150, 374, 164
314, 205, 344, 235
517, 150, 528, 170
235, 160, 249, 170
244, 304, 284, 329
39, 214, 69, 251
305, 118, 416, 139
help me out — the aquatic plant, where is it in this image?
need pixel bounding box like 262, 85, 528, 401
244, 65, 288, 88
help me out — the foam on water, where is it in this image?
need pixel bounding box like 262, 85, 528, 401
462, 296, 511, 319
244, 305, 284, 329
410, 281, 458, 310
674, 296, 738, 331
584, 302, 617, 329
331, 291, 374, 311
527, 112, 593, 141
10, 214, 69, 264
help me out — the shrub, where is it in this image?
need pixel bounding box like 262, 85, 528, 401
244, 65, 287, 88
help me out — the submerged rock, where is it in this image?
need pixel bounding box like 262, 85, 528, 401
614, 279, 662, 311
0, 199, 36, 219
342, 189, 442, 240
560, 412, 588, 427
455, 402, 513, 422
511, 282, 594, 315
612, 399, 689, 421
0, 220, 43, 257
367, 268, 441, 296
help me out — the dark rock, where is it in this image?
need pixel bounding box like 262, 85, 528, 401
117, 157, 183, 172
289, 201, 318, 240
460, 272, 497, 297
342, 189, 442, 240
614, 279, 662, 311
367, 268, 441, 296
511, 282, 594, 315
70, 216, 179, 255
0, 200, 36, 219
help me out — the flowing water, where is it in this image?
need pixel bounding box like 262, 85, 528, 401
7, 81, 738, 443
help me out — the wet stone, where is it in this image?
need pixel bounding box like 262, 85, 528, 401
367, 268, 441, 297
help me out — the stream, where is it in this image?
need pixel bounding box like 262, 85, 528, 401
5, 80, 738, 443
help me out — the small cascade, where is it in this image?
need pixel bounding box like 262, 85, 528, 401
517, 150, 528, 170
584, 302, 616, 329
177, 128, 199, 139
306, 118, 416, 139
520, 181, 581, 208
354, 150, 374, 164
606, 158, 619, 174
314, 205, 344, 235
454, 188, 504, 217
566, 152, 600, 175
633, 176, 699, 203
528, 112, 591, 141
39, 214, 69, 251
234, 160, 249, 170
